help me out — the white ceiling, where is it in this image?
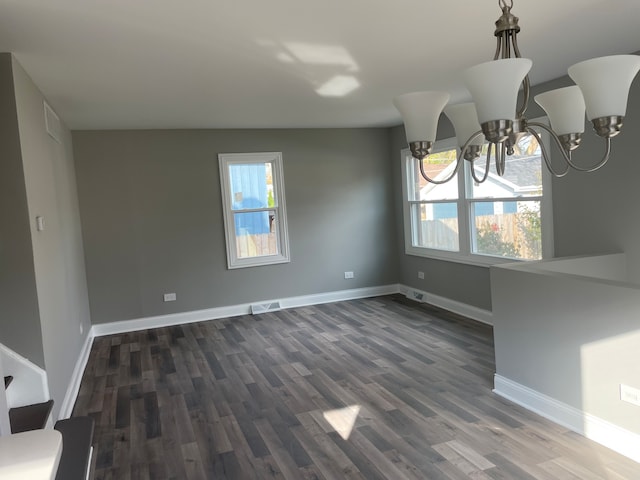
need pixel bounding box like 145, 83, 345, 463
1, 0, 639, 130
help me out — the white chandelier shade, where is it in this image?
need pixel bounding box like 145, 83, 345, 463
462, 58, 532, 124
392, 91, 450, 144
443, 103, 483, 149
534, 86, 586, 136
568, 55, 640, 120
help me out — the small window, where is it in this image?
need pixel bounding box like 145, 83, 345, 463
219, 152, 290, 269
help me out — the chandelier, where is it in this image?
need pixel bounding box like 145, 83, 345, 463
393, 0, 640, 184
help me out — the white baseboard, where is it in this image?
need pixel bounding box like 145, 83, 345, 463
398, 284, 493, 325
58, 332, 95, 420
92, 284, 400, 337
494, 374, 640, 464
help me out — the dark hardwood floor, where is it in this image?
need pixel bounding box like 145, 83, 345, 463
73, 295, 640, 479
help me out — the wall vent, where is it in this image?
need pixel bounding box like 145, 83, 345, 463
44, 101, 62, 143
250, 301, 282, 315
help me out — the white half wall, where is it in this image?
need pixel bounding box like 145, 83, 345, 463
0, 343, 49, 409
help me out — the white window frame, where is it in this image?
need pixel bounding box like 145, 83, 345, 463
219, 152, 290, 269
400, 119, 554, 267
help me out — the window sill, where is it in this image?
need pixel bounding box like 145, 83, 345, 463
227, 255, 290, 269
405, 247, 534, 268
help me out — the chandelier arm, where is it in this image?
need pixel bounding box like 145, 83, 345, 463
524, 125, 570, 178
564, 137, 612, 173
504, 33, 511, 59
502, 142, 507, 175
494, 143, 501, 175
495, 142, 505, 176
418, 130, 485, 184
471, 144, 492, 183
511, 27, 523, 58
528, 121, 611, 173
418, 156, 463, 185
493, 36, 501, 61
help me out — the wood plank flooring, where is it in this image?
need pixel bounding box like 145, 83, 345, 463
73, 295, 640, 479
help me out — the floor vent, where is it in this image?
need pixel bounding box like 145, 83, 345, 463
406, 290, 425, 302
44, 101, 62, 143
250, 301, 282, 314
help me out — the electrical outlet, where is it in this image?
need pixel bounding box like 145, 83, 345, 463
344, 271, 354, 279
418, 271, 425, 279
620, 384, 640, 406
163, 293, 177, 302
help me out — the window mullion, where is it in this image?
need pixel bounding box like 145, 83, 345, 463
458, 159, 471, 255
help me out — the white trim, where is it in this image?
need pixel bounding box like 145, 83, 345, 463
0, 343, 49, 408
494, 374, 640, 464
403, 247, 524, 268
92, 285, 400, 337
398, 284, 493, 325
86, 445, 93, 480
58, 333, 95, 420
0, 352, 10, 436
279, 285, 398, 309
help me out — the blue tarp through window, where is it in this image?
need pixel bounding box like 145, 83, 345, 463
229, 164, 270, 235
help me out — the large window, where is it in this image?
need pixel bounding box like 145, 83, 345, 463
219, 152, 290, 269
401, 129, 553, 265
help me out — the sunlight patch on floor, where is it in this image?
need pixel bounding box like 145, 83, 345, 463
322, 405, 361, 440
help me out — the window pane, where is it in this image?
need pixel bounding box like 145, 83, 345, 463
234, 211, 277, 259
229, 162, 274, 210
408, 150, 458, 201
411, 203, 459, 251
469, 134, 542, 199
471, 201, 541, 260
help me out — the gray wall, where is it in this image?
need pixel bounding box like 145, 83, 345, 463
11, 56, 92, 419
73, 128, 398, 324
0, 54, 45, 368
393, 63, 640, 311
